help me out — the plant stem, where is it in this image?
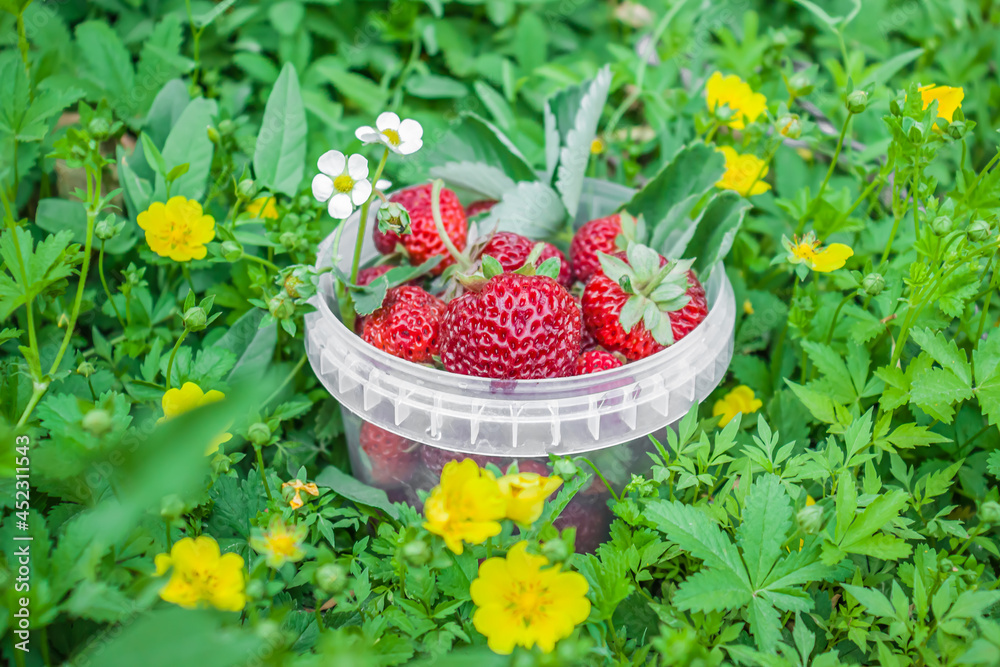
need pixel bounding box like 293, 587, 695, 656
430, 179, 471, 271
824, 293, 854, 344
256, 445, 273, 501
878, 174, 913, 269
796, 113, 852, 235
165, 329, 189, 389
351, 148, 390, 284
975, 251, 998, 343
98, 241, 125, 327
165, 518, 173, 550
578, 457, 619, 502
243, 252, 280, 273
314, 600, 326, 634
263, 356, 307, 406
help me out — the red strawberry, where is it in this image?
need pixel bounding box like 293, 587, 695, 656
362, 286, 446, 363
670, 271, 708, 340
373, 184, 467, 275
554, 496, 611, 553
420, 447, 505, 478
581, 244, 699, 361
439, 273, 581, 379
575, 350, 623, 375
356, 265, 393, 286
479, 231, 572, 287
570, 214, 622, 283
360, 422, 418, 487
465, 199, 497, 217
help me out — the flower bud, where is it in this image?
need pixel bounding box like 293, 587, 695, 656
908, 125, 924, 143
846, 90, 868, 114
930, 215, 952, 236
777, 114, 802, 139
314, 563, 348, 594
160, 494, 186, 521
947, 120, 967, 140
889, 98, 902, 116
95, 215, 118, 241
402, 539, 432, 566
796, 504, 824, 535
980, 500, 1000, 525
772, 31, 789, 48
77, 361, 96, 377
279, 232, 298, 250
541, 538, 571, 563
787, 71, 814, 97
221, 240, 243, 262
377, 202, 412, 236
248, 422, 271, 446
88, 118, 111, 138
82, 408, 113, 436
284, 274, 304, 299
245, 578, 266, 600
207, 126, 221, 144
182, 306, 208, 331
237, 179, 256, 199
218, 119, 235, 135
268, 294, 294, 320
968, 219, 992, 242
862, 272, 885, 296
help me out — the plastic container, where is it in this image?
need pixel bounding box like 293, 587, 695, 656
304, 179, 736, 550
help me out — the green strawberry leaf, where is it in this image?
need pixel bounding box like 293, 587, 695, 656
481, 255, 504, 279
481, 181, 566, 239
535, 257, 560, 280
254, 62, 307, 198
428, 112, 536, 196
686, 191, 753, 278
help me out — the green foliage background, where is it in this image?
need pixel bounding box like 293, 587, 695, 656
3, 0, 1000, 665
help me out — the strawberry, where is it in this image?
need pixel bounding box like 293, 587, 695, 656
479, 231, 572, 287
575, 349, 623, 375
570, 214, 622, 283
356, 265, 393, 286
465, 199, 497, 217
420, 447, 505, 478
362, 286, 446, 363
360, 422, 418, 487
581, 243, 698, 361
554, 496, 611, 553
670, 271, 709, 340
439, 272, 581, 379
373, 183, 467, 275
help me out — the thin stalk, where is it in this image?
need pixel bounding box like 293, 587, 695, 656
351, 148, 390, 284
975, 252, 998, 343
165, 329, 189, 389
878, 174, 913, 269
797, 114, 852, 234
824, 293, 854, 344
165, 518, 173, 550
243, 253, 280, 273
256, 445, 273, 502
578, 458, 620, 502
430, 179, 472, 271
98, 241, 125, 327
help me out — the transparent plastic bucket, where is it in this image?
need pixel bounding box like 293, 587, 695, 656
304, 179, 736, 549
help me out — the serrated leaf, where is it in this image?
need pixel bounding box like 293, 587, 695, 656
843, 584, 896, 618
672, 568, 753, 612
736, 474, 793, 587
427, 113, 536, 192
75, 21, 134, 107
786, 380, 838, 424
644, 500, 750, 586
910, 367, 974, 423
0, 227, 77, 320
974, 328, 1000, 426
480, 181, 566, 239
883, 423, 950, 450
910, 327, 972, 385
254, 63, 307, 197
552, 66, 611, 217
748, 596, 781, 652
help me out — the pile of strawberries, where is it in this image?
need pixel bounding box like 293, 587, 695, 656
357, 182, 710, 378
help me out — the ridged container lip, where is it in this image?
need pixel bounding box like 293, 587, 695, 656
306, 178, 735, 402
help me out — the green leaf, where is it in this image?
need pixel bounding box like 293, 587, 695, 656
481, 181, 567, 239
215, 309, 277, 382
0, 227, 77, 320
883, 423, 951, 450
132, 16, 195, 120
839, 490, 910, 556
672, 567, 753, 612
684, 191, 752, 276
786, 380, 838, 424
644, 500, 750, 586
910, 327, 973, 385
311, 59, 388, 114
736, 474, 793, 587
428, 113, 537, 196
843, 584, 896, 618
550, 66, 612, 217
406, 73, 468, 99
254, 63, 307, 198
910, 367, 974, 423
315, 464, 400, 519
974, 328, 1000, 426
154, 98, 218, 201
34, 199, 135, 254
75, 21, 135, 107
748, 596, 781, 652
627, 144, 727, 255
946, 590, 1000, 620
268, 0, 304, 35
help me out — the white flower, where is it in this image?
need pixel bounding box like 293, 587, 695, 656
355, 112, 423, 155
311, 150, 372, 219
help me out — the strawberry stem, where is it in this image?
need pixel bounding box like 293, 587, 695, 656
430, 178, 472, 271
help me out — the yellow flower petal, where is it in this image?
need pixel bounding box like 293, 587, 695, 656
809, 243, 854, 272
715, 146, 770, 197
706, 71, 767, 130
423, 459, 506, 554
154, 536, 245, 611
918, 84, 964, 123
246, 196, 279, 220
497, 472, 563, 525
137, 196, 216, 262
712, 385, 763, 426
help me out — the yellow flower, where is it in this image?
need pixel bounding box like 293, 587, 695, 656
498, 472, 563, 525
423, 459, 506, 554
590, 138, 605, 155
245, 196, 279, 220
281, 479, 319, 510
706, 72, 767, 130
782, 232, 854, 273
470, 541, 591, 654
743, 299, 754, 315
159, 382, 232, 455
712, 385, 763, 426
137, 196, 215, 262
250, 515, 307, 568
154, 535, 246, 611
917, 84, 964, 122
716, 146, 771, 197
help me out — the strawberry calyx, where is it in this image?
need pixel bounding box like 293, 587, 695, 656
596, 241, 694, 346
457, 243, 561, 292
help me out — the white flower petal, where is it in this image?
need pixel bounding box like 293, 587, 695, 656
347, 154, 369, 180
398, 118, 423, 141
397, 138, 423, 155
328, 193, 354, 219
317, 150, 345, 177
383, 140, 404, 156
355, 126, 380, 143
376, 179, 392, 190
351, 179, 373, 206
311, 174, 334, 202
376, 111, 401, 132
